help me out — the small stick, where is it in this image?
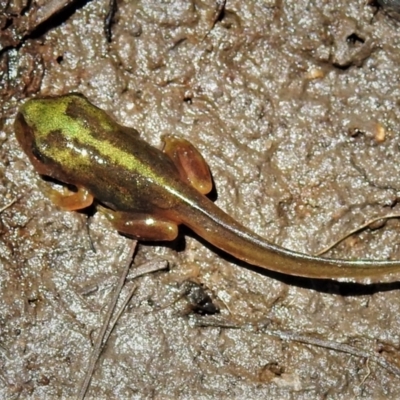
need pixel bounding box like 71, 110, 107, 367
102, 259, 169, 347
266, 329, 400, 377
191, 318, 400, 377
314, 214, 400, 256
0, 198, 17, 214
77, 241, 137, 400
126, 259, 169, 281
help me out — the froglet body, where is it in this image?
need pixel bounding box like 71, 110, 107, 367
14, 93, 400, 281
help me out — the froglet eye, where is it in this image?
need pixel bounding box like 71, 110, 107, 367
14, 110, 50, 173
30, 143, 46, 164
14, 112, 33, 152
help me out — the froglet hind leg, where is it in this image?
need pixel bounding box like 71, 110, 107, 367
49, 186, 94, 211
100, 208, 179, 241
162, 135, 213, 195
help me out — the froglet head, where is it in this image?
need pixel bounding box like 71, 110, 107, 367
14, 93, 116, 181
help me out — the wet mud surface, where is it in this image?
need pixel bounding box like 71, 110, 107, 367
2, 0, 400, 398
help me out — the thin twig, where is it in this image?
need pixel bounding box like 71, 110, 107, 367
359, 358, 371, 388
126, 259, 169, 281
102, 259, 169, 346
265, 329, 400, 377
0, 198, 17, 214
314, 213, 400, 256
77, 241, 137, 400
191, 318, 400, 378
102, 285, 138, 346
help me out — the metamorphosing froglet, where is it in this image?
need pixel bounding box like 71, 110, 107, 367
14, 93, 400, 281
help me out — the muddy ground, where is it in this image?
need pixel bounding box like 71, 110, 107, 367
2, 0, 400, 398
